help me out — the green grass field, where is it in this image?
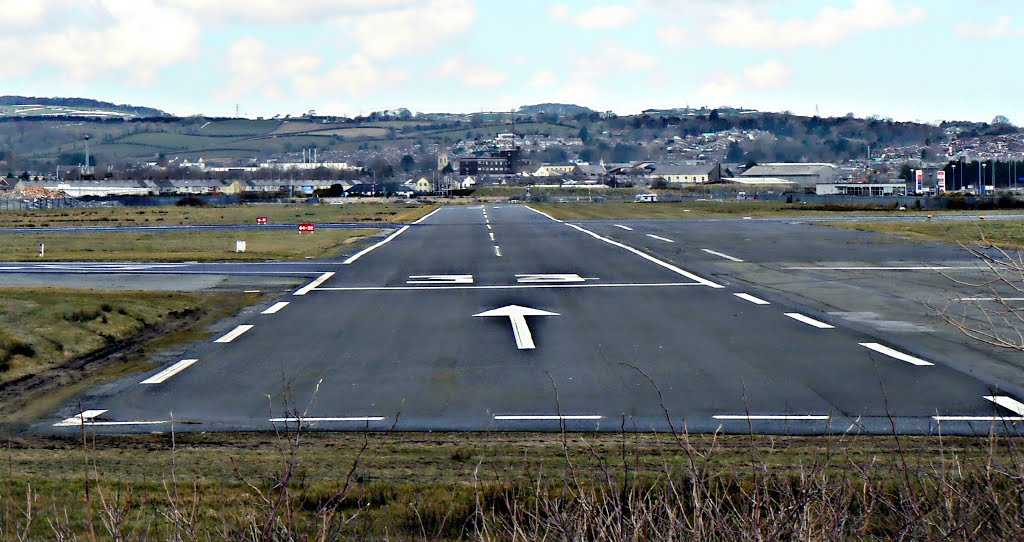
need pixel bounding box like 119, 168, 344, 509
197, 119, 282, 136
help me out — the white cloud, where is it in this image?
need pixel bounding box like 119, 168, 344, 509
655, 24, 690, 47
709, 0, 926, 49
572, 44, 657, 82
434, 56, 507, 88
574, 5, 636, 29
166, 0, 415, 24
529, 70, 558, 88
0, 0, 46, 26
697, 73, 740, 103
345, 0, 475, 59
222, 37, 326, 101
549, 4, 570, 20
0, 0, 201, 83
743, 60, 792, 89
296, 54, 409, 98
957, 16, 1024, 39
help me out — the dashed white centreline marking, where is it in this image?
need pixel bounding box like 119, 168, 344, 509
343, 226, 410, 264
714, 415, 830, 421
294, 272, 335, 296
215, 325, 254, 343
614, 224, 634, 231
561, 223, 723, 288
985, 395, 1024, 416
244, 290, 261, 293
489, 232, 495, 241
412, 207, 442, 224
734, 293, 770, 305
486, 224, 492, 230
407, 275, 474, 284
647, 234, 675, 243
494, 246, 502, 257
261, 301, 290, 314
958, 297, 1024, 302
784, 313, 835, 329
859, 343, 934, 366
702, 249, 744, 262
270, 417, 385, 423
494, 415, 603, 421
141, 359, 199, 384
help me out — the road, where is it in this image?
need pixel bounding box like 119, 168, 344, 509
30, 205, 1024, 435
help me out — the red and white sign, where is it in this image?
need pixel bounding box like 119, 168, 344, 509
298, 223, 316, 233
257, 216, 269, 225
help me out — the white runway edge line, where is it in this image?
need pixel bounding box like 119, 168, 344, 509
614, 224, 634, 231
525, 206, 564, 223
494, 415, 603, 421
702, 249, 744, 262
412, 207, 442, 225
523, 207, 722, 288
215, 325, 254, 343
647, 234, 675, 243
316, 282, 703, 292
859, 342, 934, 366
141, 359, 199, 385
261, 301, 290, 314
294, 272, 335, 296
343, 227, 410, 264
54, 410, 167, 427
734, 293, 770, 305
714, 415, 830, 421
784, 313, 835, 329
784, 266, 957, 271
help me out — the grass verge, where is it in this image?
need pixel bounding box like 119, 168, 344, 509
824, 219, 1024, 250
0, 288, 253, 423
0, 202, 436, 229
3, 430, 1024, 540
1, 228, 379, 261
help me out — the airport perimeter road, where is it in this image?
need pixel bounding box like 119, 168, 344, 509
43, 206, 1024, 435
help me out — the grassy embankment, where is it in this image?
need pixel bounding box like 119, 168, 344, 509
0, 202, 435, 262
3, 430, 1024, 539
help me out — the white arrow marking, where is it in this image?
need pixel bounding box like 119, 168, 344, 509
407, 275, 474, 284
474, 305, 559, 350
516, 273, 587, 283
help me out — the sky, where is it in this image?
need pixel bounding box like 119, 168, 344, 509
0, 0, 1021, 123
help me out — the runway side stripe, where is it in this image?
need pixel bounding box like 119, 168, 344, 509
784, 313, 835, 329
933, 416, 1024, 422
734, 293, 770, 305
412, 207, 442, 224
647, 234, 675, 243
714, 415, 830, 421
261, 301, 290, 314
563, 223, 724, 288
343, 226, 411, 264
985, 395, 1024, 416
215, 325, 254, 343
614, 224, 633, 231
294, 272, 335, 296
141, 359, 199, 384
270, 417, 385, 423
702, 249, 744, 262
859, 343, 933, 366
494, 415, 603, 421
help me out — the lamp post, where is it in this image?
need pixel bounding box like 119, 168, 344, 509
981, 162, 987, 195
951, 163, 957, 192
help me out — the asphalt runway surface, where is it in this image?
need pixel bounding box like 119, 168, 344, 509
17, 205, 1024, 435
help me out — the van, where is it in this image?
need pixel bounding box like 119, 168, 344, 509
634, 193, 658, 203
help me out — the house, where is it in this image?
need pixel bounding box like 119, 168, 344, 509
410, 177, 434, 194
533, 164, 576, 177
740, 163, 838, 188
648, 163, 721, 184
572, 163, 607, 180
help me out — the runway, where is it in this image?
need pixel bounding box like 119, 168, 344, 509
28, 205, 1024, 435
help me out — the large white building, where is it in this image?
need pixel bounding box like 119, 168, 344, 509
740, 163, 838, 188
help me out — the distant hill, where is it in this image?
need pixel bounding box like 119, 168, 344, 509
0, 96, 168, 118
518, 103, 596, 116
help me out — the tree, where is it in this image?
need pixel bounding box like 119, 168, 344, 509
726, 141, 744, 162
400, 154, 416, 173
578, 126, 590, 144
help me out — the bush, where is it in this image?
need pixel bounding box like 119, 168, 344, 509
176, 195, 208, 207
64, 308, 101, 322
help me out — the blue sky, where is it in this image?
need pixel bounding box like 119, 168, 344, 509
1, 0, 1021, 123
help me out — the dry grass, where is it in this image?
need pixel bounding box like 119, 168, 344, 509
1, 228, 379, 262
3, 428, 1024, 541
0, 202, 436, 229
